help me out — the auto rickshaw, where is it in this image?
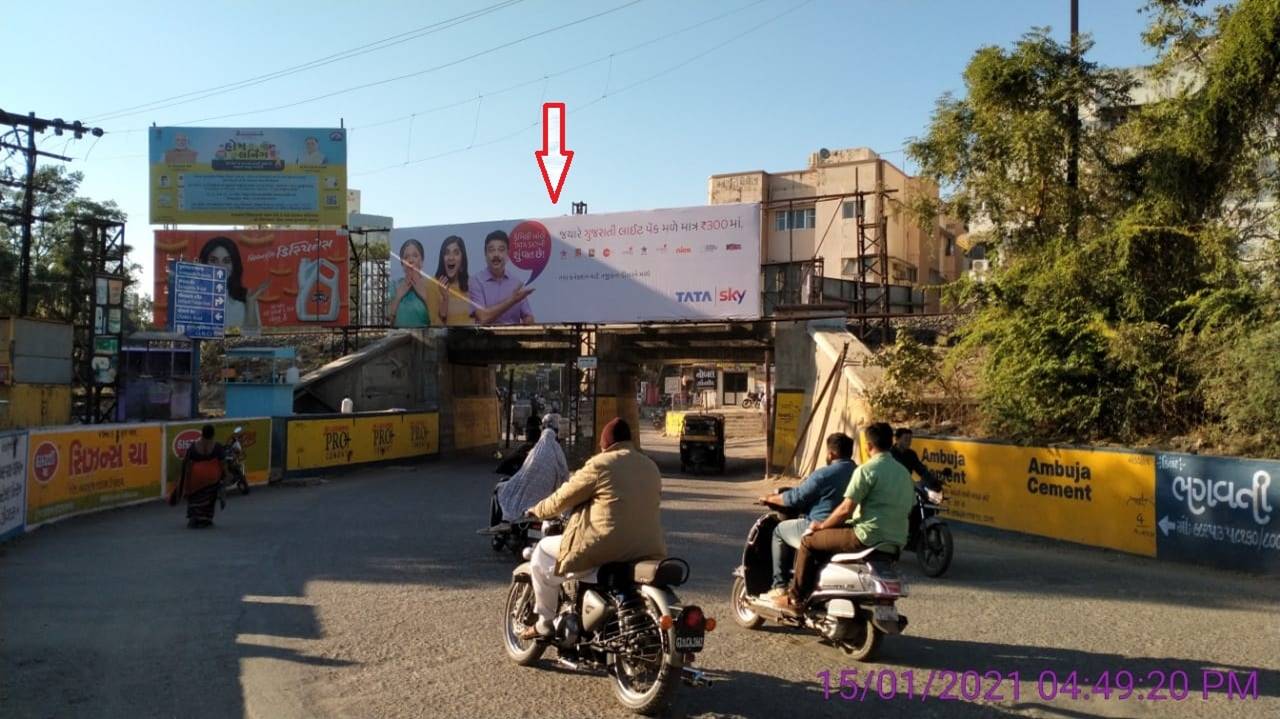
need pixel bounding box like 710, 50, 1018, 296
679, 413, 726, 474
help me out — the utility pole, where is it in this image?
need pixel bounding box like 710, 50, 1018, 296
1067, 0, 1080, 245
0, 110, 104, 316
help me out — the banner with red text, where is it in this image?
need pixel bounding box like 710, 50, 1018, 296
387, 203, 761, 327
26, 425, 164, 527
153, 230, 349, 330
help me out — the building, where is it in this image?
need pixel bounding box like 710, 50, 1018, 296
708, 147, 966, 312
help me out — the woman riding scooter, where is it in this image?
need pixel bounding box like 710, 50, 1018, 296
481, 414, 568, 543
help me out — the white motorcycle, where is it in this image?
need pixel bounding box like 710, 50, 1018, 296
502, 520, 713, 715
730, 501, 908, 661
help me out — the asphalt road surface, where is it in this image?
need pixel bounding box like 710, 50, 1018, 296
2, 430, 1278, 718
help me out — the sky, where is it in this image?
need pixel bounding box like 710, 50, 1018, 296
4, 0, 1162, 296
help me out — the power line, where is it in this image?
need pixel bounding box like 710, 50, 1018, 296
165, 1, 645, 126
346, 0, 768, 132
84, 0, 527, 123
351, 0, 811, 178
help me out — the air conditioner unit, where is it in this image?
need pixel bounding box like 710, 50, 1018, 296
971, 259, 990, 273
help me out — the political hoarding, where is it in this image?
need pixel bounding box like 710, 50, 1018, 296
26, 425, 164, 527
913, 436, 1157, 557
285, 412, 439, 472
1155, 453, 1280, 573
149, 127, 347, 226
153, 230, 349, 330
163, 419, 273, 496
387, 204, 761, 327
1, 431, 26, 541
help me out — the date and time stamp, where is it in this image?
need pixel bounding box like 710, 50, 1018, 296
816, 668, 1262, 704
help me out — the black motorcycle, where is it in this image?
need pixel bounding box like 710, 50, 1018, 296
503, 520, 712, 715
906, 484, 953, 577
740, 392, 762, 409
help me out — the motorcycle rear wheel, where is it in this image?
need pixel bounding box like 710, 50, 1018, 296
730, 576, 764, 629
611, 597, 678, 715
917, 523, 954, 578
839, 616, 882, 662
501, 578, 545, 666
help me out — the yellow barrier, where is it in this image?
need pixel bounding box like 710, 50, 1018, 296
914, 436, 1156, 556
664, 411, 686, 437
454, 398, 499, 450
286, 412, 439, 472
0, 384, 72, 430
26, 424, 164, 527
164, 418, 272, 496
770, 390, 805, 472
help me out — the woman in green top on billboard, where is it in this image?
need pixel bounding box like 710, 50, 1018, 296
387, 238, 434, 327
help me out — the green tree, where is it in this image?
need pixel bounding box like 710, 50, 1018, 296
0, 165, 129, 319
908, 0, 1280, 448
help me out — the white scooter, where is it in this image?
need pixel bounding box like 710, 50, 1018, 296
730, 500, 908, 660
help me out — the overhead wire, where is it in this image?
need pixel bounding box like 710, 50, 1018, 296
84, 0, 528, 123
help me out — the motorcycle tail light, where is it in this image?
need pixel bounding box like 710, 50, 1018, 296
682, 606, 705, 629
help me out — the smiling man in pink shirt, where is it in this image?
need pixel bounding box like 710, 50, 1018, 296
469, 230, 536, 325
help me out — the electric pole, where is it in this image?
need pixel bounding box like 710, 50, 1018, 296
0, 110, 104, 316
1067, 0, 1080, 245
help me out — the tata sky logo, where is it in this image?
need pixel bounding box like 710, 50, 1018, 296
676, 288, 748, 304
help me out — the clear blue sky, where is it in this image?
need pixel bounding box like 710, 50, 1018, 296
6, 0, 1159, 295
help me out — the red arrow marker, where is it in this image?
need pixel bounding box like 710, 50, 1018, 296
535, 102, 574, 204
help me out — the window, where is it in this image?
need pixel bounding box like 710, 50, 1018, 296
774, 208, 816, 230
842, 198, 865, 220
945, 236, 955, 256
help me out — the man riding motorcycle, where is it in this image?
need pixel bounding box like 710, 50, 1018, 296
778, 422, 914, 610
891, 427, 943, 495
756, 433, 854, 597
521, 418, 666, 640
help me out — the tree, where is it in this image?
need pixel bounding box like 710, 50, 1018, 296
908, 0, 1280, 449
0, 165, 129, 319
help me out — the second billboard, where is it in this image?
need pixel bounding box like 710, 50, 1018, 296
388, 204, 761, 326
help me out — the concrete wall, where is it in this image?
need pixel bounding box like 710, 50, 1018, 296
293, 331, 442, 415
772, 319, 880, 478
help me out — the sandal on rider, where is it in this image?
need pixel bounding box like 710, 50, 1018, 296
772, 593, 799, 612
518, 624, 550, 642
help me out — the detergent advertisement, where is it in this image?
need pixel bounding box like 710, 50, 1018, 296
153, 230, 349, 330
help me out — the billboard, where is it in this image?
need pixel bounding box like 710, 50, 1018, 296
285, 412, 439, 471
1, 431, 26, 541
26, 425, 164, 527
149, 126, 347, 226
1155, 453, 1280, 573
387, 204, 761, 326
153, 230, 349, 330
914, 436, 1157, 556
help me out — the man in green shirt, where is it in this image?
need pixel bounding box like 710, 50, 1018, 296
778, 421, 915, 608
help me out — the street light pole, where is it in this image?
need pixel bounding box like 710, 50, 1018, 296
1067, 0, 1080, 245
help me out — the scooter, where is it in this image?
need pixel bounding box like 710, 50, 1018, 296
730, 500, 908, 661
503, 519, 713, 715
223, 428, 250, 496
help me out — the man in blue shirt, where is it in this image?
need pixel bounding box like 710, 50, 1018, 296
758, 433, 856, 596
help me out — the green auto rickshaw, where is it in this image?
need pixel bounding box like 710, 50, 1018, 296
679, 413, 726, 474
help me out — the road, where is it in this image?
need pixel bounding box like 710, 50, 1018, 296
2, 430, 1278, 718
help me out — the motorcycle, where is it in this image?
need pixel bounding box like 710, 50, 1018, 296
503, 520, 713, 715
906, 483, 953, 577
730, 500, 908, 661
485, 510, 546, 558
740, 392, 762, 410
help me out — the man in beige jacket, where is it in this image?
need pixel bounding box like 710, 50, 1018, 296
522, 418, 667, 639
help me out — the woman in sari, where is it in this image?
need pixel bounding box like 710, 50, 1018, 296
170, 425, 226, 528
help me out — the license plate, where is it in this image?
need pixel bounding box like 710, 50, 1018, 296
675, 634, 705, 651
873, 605, 898, 623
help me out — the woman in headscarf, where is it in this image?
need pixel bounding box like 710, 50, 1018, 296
492, 414, 568, 527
